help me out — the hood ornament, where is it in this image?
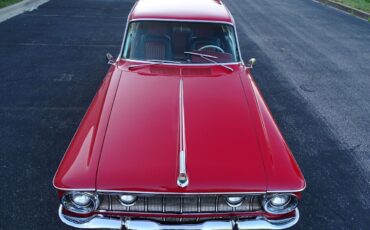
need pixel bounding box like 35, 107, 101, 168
177, 79, 189, 188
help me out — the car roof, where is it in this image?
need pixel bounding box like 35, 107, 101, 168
129, 0, 234, 24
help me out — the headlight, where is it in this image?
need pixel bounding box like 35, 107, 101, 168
271, 194, 290, 206
263, 194, 298, 214
225, 196, 244, 207
72, 193, 91, 206
61, 192, 99, 214
118, 195, 137, 206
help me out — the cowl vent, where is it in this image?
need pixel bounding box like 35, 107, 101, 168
149, 66, 213, 76
182, 68, 212, 75
150, 66, 180, 75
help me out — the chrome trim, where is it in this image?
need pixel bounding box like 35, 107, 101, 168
237, 209, 299, 230
54, 187, 96, 192
117, 0, 138, 61
124, 219, 233, 230
122, 58, 241, 67
231, 14, 244, 65
267, 181, 307, 193
54, 187, 307, 195
59, 205, 300, 230
263, 194, 299, 215
97, 193, 262, 214
96, 190, 266, 195
61, 192, 100, 214
58, 206, 121, 229
129, 18, 235, 26
177, 78, 189, 188
127, 60, 182, 70
55, 188, 305, 194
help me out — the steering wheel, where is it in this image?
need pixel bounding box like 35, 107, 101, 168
197, 45, 225, 53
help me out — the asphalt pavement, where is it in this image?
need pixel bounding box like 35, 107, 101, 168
0, 0, 135, 229
224, 0, 370, 229
0, 0, 369, 229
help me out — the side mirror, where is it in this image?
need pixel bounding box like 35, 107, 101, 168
106, 53, 115, 64
247, 58, 256, 69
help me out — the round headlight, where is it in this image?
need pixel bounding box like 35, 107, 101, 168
263, 194, 298, 214
61, 192, 99, 214
72, 193, 91, 206
270, 194, 290, 207
118, 195, 137, 206
226, 196, 244, 207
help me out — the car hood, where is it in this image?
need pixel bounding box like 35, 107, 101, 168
96, 66, 267, 193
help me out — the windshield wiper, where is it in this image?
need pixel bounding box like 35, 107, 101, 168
184, 52, 218, 59
128, 60, 181, 70
184, 51, 234, 72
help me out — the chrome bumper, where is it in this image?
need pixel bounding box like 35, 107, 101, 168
58, 205, 299, 230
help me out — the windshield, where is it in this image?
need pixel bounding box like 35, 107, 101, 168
122, 21, 240, 64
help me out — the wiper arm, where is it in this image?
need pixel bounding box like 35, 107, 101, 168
184, 51, 234, 72
184, 51, 218, 59
128, 60, 181, 70
146, 59, 181, 64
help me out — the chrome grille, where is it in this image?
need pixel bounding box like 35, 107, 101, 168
134, 216, 256, 224
98, 194, 262, 214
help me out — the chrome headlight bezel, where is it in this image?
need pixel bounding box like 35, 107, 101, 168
263, 193, 298, 214
61, 191, 100, 214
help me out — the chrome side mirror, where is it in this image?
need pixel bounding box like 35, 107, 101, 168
247, 58, 256, 69
106, 53, 115, 65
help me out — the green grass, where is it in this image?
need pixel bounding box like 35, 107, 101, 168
0, 0, 22, 8
334, 0, 370, 13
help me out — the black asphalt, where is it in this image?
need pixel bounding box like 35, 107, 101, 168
0, 0, 135, 229
0, 0, 369, 229
223, 0, 370, 229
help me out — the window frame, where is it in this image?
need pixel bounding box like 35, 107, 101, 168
118, 19, 243, 65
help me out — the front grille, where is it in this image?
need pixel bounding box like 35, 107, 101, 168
98, 194, 262, 214
133, 216, 256, 224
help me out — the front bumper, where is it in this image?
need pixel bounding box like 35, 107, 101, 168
58, 205, 299, 230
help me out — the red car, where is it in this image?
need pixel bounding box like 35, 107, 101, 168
53, 0, 306, 229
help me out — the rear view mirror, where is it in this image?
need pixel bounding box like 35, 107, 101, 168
247, 58, 256, 69
106, 53, 115, 64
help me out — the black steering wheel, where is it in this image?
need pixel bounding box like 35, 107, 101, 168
197, 45, 225, 53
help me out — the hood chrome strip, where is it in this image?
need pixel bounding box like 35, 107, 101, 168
177, 78, 189, 188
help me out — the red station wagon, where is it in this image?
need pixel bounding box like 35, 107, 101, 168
53, 0, 306, 229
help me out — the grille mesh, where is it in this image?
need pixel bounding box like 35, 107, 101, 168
98, 194, 262, 214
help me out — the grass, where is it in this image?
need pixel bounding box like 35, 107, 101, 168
0, 0, 22, 8
334, 0, 370, 13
